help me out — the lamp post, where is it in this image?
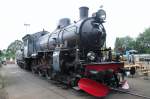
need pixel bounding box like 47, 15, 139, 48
24, 23, 30, 34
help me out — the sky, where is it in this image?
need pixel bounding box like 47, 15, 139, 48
0, 0, 150, 50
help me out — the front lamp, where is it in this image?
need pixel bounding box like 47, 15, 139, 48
97, 9, 106, 20
87, 51, 96, 61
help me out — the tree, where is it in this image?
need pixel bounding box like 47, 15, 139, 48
114, 36, 135, 54
0, 50, 6, 61
6, 40, 23, 59
7, 40, 23, 53
114, 27, 150, 54
136, 28, 150, 53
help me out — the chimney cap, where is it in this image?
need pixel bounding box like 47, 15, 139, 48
79, 6, 89, 10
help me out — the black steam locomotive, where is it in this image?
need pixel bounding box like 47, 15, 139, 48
16, 7, 125, 97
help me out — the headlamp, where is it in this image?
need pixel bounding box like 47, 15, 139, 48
87, 51, 96, 61
97, 9, 106, 20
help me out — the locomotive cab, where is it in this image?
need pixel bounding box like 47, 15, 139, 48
22, 35, 33, 58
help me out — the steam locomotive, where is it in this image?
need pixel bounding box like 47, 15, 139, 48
16, 7, 125, 97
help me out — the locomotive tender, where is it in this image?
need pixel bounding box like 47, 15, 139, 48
17, 7, 125, 97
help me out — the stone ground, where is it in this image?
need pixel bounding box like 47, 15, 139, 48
0, 64, 150, 99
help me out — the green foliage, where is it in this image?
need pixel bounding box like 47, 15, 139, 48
136, 28, 150, 53
6, 40, 23, 59
115, 27, 150, 54
7, 40, 23, 54
0, 40, 23, 60
114, 36, 135, 54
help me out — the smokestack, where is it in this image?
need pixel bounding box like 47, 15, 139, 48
79, 6, 89, 19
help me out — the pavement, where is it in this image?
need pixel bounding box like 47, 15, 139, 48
0, 64, 150, 99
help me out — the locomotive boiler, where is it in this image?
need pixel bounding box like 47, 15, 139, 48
17, 7, 125, 97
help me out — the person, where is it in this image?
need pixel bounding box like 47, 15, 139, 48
115, 53, 120, 62
108, 47, 112, 62
128, 52, 135, 65
126, 51, 130, 63
130, 53, 135, 64
130, 67, 136, 78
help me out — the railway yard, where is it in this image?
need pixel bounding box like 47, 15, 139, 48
0, 0, 150, 99
0, 64, 150, 99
